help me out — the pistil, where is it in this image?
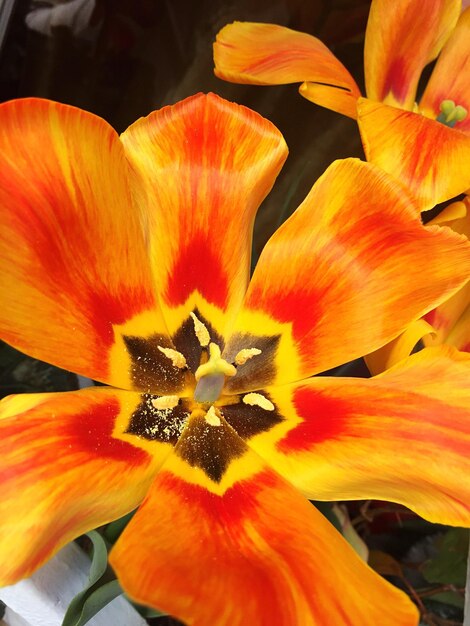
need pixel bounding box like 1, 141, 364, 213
193, 342, 236, 403
436, 99, 468, 128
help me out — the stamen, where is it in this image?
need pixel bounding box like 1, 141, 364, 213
243, 393, 274, 411
157, 346, 187, 369
234, 348, 262, 366
205, 405, 221, 426
437, 99, 468, 127
190, 312, 210, 347
151, 395, 180, 410
194, 343, 236, 381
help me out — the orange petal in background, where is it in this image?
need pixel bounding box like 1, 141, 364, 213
358, 98, 470, 211
214, 22, 360, 93
364, 0, 460, 109
420, 7, 470, 135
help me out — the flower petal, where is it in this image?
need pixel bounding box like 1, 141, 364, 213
110, 413, 417, 626
357, 97, 470, 211
420, 7, 470, 134
364, 0, 460, 108
214, 22, 361, 93
424, 201, 470, 350
0, 98, 175, 391
0, 386, 173, 585
120, 93, 287, 340
299, 81, 360, 119
222, 158, 470, 390
250, 347, 470, 526
364, 319, 435, 375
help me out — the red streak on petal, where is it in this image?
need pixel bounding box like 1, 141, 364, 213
60, 397, 149, 463
164, 232, 229, 310
157, 468, 268, 524
7, 177, 154, 348
381, 57, 409, 104
277, 386, 347, 452
249, 286, 323, 347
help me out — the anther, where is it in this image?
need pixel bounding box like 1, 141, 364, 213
190, 312, 211, 347
243, 393, 274, 411
234, 348, 262, 366
151, 395, 180, 410
205, 405, 221, 426
157, 346, 187, 369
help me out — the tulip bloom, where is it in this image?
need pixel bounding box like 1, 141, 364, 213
1, 94, 470, 626
214, 0, 470, 210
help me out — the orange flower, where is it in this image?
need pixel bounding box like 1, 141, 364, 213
1, 94, 470, 625
214, 1, 470, 210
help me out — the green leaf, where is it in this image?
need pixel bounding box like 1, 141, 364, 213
128, 598, 167, 618
83, 531, 109, 585
422, 528, 469, 587
430, 591, 465, 610
69, 580, 124, 626
61, 531, 115, 626
103, 510, 135, 544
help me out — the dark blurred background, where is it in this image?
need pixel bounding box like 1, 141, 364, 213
0, 0, 368, 251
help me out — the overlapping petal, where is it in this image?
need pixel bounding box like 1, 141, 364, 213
0, 387, 168, 585
248, 347, 470, 527
222, 159, 470, 391
120, 93, 287, 339
364, 319, 435, 375
364, 0, 460, 109
0, 98, 174, 391
420, 7, 470, 134
299, 81, 360, 119
213, 22, 360, 96
424, 200, 470, 350
358, 98, 470, 211
111, 413, 417, 626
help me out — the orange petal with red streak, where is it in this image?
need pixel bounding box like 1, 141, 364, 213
214, 21, 361, 94
110, 413, 417, 626
0, 98, 173, 391
0, 387, 170, 585
364, 0, 460, 108
120, 93, 287, 340
251, 347, 470, 527
358, 97, 470, 211
424, 199, 470, 350
420, 7, 470, 135
223, 158, 470, 390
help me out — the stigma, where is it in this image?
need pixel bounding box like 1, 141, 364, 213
436, 99, 468, 128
